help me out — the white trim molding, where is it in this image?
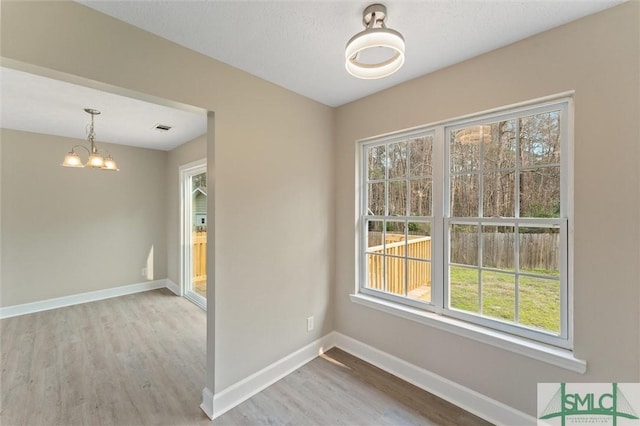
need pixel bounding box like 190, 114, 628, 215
1, 281, 536, 424
179, 158, 207, 301
357, 95, 574, 350
333, 332, 536, 426
200, 387, 214, 419
206, 331, 533, 424
350, 293, 586, 373
165, 279, 181, 296
212, 333, 335, 419
0, 279, 169, 319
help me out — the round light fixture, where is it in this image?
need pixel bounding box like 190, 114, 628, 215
345, 4, 405, 79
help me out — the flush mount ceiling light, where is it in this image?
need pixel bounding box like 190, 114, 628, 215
61, 108, 119, 171
345, 3, 405, 79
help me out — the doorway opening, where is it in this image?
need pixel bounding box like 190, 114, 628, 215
181, 159, 207, 310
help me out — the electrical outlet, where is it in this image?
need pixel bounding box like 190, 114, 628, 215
307, 316, 314, 332
141, 267, 147, 277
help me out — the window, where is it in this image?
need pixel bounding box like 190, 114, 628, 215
359, 98, 571, 348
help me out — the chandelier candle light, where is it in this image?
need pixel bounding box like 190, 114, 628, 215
61, 108, 119, 171
345, 3, 405, 79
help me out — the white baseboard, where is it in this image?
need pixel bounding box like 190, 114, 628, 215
2, 282, 534, 424
207, 331, 533, 425
333, 332, 536, 426
0, 279, 168, 319
212, 333, 336, 419
165, 279, 181, 296
200, 387, 214, 419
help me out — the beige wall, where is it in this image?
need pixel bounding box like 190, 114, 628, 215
166, 135, 207, 286
0, 0, 334, 395
3, 0, 637, 418
0, 129, 167, 306
334, 2, 639, 416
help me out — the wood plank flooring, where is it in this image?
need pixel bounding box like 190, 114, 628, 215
1, 289, 210, 426
1, 289, 491, 426
216, 348, 490, 426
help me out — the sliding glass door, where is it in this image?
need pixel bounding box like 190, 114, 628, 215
180, 160, 207, 309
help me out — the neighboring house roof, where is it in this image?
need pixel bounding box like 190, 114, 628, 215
192, 187, 207, 197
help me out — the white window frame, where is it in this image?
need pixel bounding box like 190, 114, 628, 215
180, 158, 207, 311
359, 128, 441, 313
356, 95, 574, 352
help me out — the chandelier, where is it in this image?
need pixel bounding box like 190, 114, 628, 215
61, 108, 119, 171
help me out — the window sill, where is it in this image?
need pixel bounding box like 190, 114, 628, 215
349, 293, 586, 374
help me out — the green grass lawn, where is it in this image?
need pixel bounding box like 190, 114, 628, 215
450, 266, 560, 333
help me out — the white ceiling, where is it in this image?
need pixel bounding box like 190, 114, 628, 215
1, 1, 624, 151
0, 67, 207, 151
77, 0, 623, 107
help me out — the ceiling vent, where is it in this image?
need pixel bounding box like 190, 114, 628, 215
154, 124, 172, 132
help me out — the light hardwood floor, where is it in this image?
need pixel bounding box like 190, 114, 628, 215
1, 289, 210, 426
1, 289, 491, 426
216, 348, 490, 426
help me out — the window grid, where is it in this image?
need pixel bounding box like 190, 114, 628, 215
363, 133, 435, 308
445, 107, 564, 339
360, 98, 570, 348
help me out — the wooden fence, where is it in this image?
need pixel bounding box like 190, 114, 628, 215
367, 233, 431, 295
193, 231, 207, 284
366, 230, 558, 295
451, 232, 559, 271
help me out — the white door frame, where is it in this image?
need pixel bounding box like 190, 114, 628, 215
180, 158, 207, 310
